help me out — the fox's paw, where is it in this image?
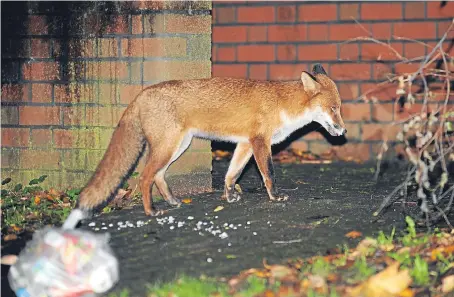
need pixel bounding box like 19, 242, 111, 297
226, 192, 241, 203
144, 209, 165, 216
166, 196, 182, 208
269, 194, 289, 202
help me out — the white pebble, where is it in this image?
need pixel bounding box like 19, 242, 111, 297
223, 223, 228, 226
102, 227, 107, 230
102, 222, 105, 225
88, 222, 96, 227
253, 232, 257, 235
109, 224, 113, 227
215, 216, 218, 219
94, 228, 100, 231
228, 242, 232, 247
117, 222, 123, 225
199, 232, 204, 236
117, 228, 120, 230
188, 216, 194, 220
247, 221, 251, 225
170, 226, 175, 230
178, 222, 184, 228
207, 258, 213, 263
219, 232, 228, 239
233, 227, 237, 230
205, 213, 208, 216
237, 224, 242, 227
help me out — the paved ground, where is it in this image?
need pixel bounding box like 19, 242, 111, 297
2, 160, 413, 297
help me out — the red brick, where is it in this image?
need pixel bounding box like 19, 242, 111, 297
120, 85, 144, 105
395, 103, 433, 121
337, 83, 360, 100
30, 39, 49, 58
31, 129, 52, 147
298, 44, 337, 61
19, 106, 61, 125
307, 24, 329, 41
404, 2, 426, 19
85, 106, 125, 127
98, 38, 118, 57
341, 103, 371, 122
277, 45, 296, 61
394, 22, 436, 39
212, 45, 217, 62
132, 15, 143, 34
31, 84, 52, 103
404, 43, 427, 59
329, 24, 366, 41
290, 141, 309, 152
28, 16, 47, 35
269, 64, 307, 81
372, 63, 393, 80
363, 124, 401, 141
237, 6, 275, 23
121, 37, 186, 57
438, 21, 454, 38
212, 64, 247, 78
20, 150, 61, 170
339, 3, 359, 20
1, 84, 28, 102
330, 64, 371, 81
1, 128, 30, 147
362, 43, 404, 61
54, 129, 97, 149
332, 143, 370, 161
85, 62, 128, 80
213, 26, 247, 43
165, 15, 211, 34
395, 63, 420, 74
217, 46, 236, 62
105, 15, 129, 34
361, 83, 396, 101
268, 24, 306, 42
277, 5, 296, 22
361, 3, 402, 20
215, 7, 236, 24
299, 4, 337, 22
247, 26, 267, 42
249, 64, 268, 80
344, 123, 361, 139
372, 103, 394, 122
62, 106, 84, 126
22, 62, 60, 81
370, 23, 392, 40
427, 1, 454, 18
237, 45, 274, 62
338, 43, 360, 61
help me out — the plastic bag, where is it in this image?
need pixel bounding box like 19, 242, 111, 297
8, 210, 119, 297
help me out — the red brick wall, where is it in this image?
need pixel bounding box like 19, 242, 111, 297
212, 1, 454, 161
1, 1, 212, 189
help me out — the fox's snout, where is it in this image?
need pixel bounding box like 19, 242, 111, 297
333, 123, 347, 135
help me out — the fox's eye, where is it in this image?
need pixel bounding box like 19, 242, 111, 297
331, 106, 337, 112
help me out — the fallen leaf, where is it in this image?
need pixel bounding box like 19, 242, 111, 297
0, 255, 18, 265
348, 262, 412, 297
345, 230, 363, 239
181, 198, 192, 204
214, 206, 224, 212
398, 288, 414, 297
234, 184, 242, 194
442, 275, 454, 293
3, 234, 17, 241
11, 225, 22, 232
34, 195, 41, 205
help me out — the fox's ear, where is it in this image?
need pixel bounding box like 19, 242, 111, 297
301, 71, 321, 95
312, 63, 327, 75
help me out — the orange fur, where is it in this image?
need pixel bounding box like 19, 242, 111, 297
77, 64, 346, 216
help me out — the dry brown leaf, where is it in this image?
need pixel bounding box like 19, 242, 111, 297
3, 234, 17, 241
181, 198, 192, 204
442, 275, 454, 293
350, 238, 377, 259
345, 230, 363, 239
0, 255, 18, 265
34, 195, 41, 205
347, 262, 412, 297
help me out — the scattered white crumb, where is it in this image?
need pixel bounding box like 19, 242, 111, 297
253, 232, 257, 235
247, 221, 251, 225
88, 222, 96, 227
109, 224, 113, 227
207, 258, 213, 263
219, 232, 228, 239
228, 242, 232, 247
101, 227, 107, 230
170, 226, 175, 230
218, 249, 222, 252
188, 216, 194, 220
94, 228, 100, 231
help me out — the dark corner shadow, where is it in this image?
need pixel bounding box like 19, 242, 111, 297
211, 121, 348, 156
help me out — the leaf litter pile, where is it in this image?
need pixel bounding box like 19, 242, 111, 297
146, 217, 454, 297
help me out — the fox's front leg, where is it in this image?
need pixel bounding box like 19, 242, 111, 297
223, 142, 253, 203
250, 136, 288, 202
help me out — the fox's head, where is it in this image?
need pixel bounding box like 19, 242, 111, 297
301, 64, 346, 137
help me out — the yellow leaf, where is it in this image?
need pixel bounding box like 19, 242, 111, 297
181, 198, 192, 204
348, 262, 412, 297
398, 288, 414, 297
214, 206, 224, 212
442, 275, 454, 293
345, 231, 363, 239
234, 184, 242, 194
34, 195, 41, 205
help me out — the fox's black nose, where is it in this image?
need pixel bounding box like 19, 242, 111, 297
343, 129, 347, 135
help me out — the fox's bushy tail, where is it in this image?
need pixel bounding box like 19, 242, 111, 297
77, 104, 146, 213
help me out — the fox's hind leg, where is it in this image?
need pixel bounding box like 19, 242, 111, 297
222, 142, 252, 203
140, 132, 190, 215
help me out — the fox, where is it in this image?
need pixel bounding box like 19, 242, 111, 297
74, 64, 346, 218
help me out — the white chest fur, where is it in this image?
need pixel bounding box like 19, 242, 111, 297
271, 110, 314, 144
